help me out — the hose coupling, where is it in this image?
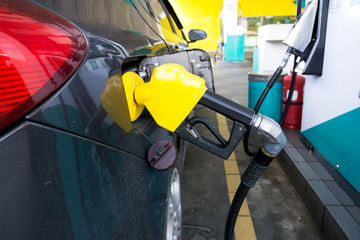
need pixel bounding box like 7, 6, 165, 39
251, 114, 287, 156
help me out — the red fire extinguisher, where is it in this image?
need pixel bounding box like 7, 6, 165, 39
282, 74, 305, 129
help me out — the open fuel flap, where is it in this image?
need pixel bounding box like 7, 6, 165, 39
136, 49, 215, 92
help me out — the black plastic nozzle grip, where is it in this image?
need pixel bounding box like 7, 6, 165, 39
175, 119, 246, 159
199, 91, 255, 127
174, 90, 256, 159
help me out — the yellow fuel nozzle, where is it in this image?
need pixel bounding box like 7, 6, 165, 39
123, 64, 207, 132
108, 62, 285, 162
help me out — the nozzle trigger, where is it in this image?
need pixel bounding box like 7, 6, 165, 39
185, 123, 201, 139
176, 117, 247, 159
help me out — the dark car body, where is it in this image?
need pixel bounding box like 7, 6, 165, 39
0, 0, 212, 239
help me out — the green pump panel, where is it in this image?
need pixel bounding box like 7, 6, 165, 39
301, 1, 360, 193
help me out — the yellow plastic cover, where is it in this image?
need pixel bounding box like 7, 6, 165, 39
100, 74, 133, 133
122, 72, 145, 122
134, 64, 207, 132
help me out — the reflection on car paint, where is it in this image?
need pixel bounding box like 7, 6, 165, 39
35, 0, 170, 56
28, 38, 154, 158
53, 126, 169, 239
0, 122, 168, 239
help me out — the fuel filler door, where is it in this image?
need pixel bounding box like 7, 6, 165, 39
137, 49, 215, 92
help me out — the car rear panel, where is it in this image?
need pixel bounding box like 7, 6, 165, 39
0, 122, 168, 239
26, 35, 175, 159
0, 0, 179, 239
32, 0, 182, 56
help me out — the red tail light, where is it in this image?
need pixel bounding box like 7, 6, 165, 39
0, 1, 87, 131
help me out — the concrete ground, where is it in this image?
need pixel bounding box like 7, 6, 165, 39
181, 59, 323, 239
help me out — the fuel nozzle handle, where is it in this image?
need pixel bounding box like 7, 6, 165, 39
119, 63, 286, 159
197, 90, 287, 157
175, 90, 256, 159
177, 90, 286, 160
199, 91, 255, 127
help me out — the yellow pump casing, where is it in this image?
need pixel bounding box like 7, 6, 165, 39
131, 64, 207, 132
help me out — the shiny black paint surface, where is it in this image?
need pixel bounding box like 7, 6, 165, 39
28, 36, 175, 159
0, 122, 168, 239
33, 0, 187, 55
0, 0, 187, 239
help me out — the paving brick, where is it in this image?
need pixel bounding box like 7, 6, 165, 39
289, 159, 308, 200
287, 147, 306, 162
281, 127, 360, 240
309, 161, 337, 181
346, 206, 360, 225
278, 150, 294, 178
297, 147, 320, 162
303, 181, 340, 228
284, 138, 294, 148
337, 180, 360, 206
283, 129, 304, 148
323, 206, 360, 240
326, 181, 357, 206
294, 161, 321, 181
303, 181, 325, 227
308, 180, 340, 206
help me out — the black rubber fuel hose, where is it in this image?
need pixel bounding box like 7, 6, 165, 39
243, 131, 256, 156
224, 183, 249, 240
279, 70, 298, 126
253, 67, 283, 113
224, 148, 275, 240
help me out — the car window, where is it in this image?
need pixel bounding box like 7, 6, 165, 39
146, 0, 174, 32
168, 14, 182, 38
138, 0, 154, 16
136, 0, 187, 45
